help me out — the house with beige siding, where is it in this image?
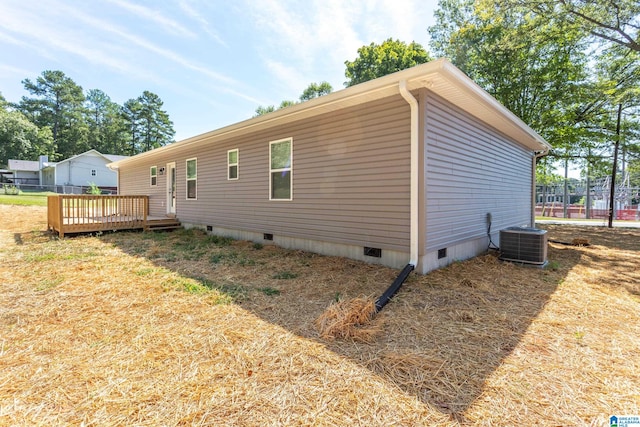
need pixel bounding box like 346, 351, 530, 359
108, 59, 550, 274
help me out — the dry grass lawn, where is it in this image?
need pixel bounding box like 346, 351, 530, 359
1, 204, 639, 426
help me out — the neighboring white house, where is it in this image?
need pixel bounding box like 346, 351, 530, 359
6, 159, 40, 185
40, 150, 127, 188
7, 150, 128, 191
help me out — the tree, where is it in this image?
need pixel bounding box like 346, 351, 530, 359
17, 70, 88, 160
85, 89, 129, 155
138, 91, 174, 152
430, 0, 640, 222
122, 98, 142, 155
122, 91, 174, 154
496, 0, 640, 52
299, 81, 333, 101
344, 38, 432, 86
254, 82, 334, 117
278, 100, 296, 109
254, 105, 276, 117
0, 108, 54, 165
429, 0, 594, 169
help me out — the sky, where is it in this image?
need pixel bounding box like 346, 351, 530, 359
0, 0, 439, 142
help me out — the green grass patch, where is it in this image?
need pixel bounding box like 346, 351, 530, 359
546, 260, 561, 271
166, 277, 210, 294
35, 277, 64, 291
272, 271, 298, 280
206, 234, 233, 247
162, 276, 241, 304
209, 251, 256, 266
257, 286, 281, 296
0, 192, 51, 206
135, 267, 161, 276
25, 248, 99, 262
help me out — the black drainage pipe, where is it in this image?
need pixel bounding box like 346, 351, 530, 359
374, 263, 415, 312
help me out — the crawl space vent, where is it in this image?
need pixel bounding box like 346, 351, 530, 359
499, 227, 548, 265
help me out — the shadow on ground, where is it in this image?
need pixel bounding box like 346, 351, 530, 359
89, 225, 592, 421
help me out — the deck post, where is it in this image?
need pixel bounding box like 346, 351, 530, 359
58, 196, 64, 238
143, 196, 149, 231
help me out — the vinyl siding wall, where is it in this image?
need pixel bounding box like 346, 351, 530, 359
423, 92, 533, 257
118, 95, 412, 252
118, 161, 166, 215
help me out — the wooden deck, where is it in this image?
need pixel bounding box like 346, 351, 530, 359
47, 195, 180, 237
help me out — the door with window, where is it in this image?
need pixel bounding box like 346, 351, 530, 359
166, 162, 176, 216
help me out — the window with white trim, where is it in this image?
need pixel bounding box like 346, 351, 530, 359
150, 166, 157, 186
269, 138, 292, 200
228, 149, 239, 180
186, 158, 197, 199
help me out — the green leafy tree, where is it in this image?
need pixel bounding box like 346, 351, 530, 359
344, 38, 432, 86
299, 81, 333, 101
17, 70, 88, 160
85, 89, 129, 155
0, 92, 7, 110
122, 98, 142, 155
254, 82, 333, 117
122, 91, 174, 154
254, 105, 276, 117
137, 91, 174, 152
0, 108, 54, 165
495, 0, 640, 52
278, 100, 296, 109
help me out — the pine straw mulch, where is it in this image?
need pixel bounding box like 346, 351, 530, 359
1, 204, 639, 426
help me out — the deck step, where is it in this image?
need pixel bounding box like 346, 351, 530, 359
146, 219, 182, 231
148, 225, 183, 231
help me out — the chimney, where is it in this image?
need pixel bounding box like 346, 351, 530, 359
39, 155, 48, 169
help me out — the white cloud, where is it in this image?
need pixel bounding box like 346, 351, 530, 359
0, 3, 151, 79
242, 0, 436, 92
53, 3, 237, 86
0, 64, 35, 79
105, 0, 198, 39
178, 0, 228, 47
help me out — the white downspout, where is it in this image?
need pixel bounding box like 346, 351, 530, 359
399, 80, 419, 267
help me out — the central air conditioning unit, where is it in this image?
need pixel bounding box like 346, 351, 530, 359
499, 227, 548, 266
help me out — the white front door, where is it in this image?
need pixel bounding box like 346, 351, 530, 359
166, 162, 176, 216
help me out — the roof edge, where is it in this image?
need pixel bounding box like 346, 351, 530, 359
109, 58, 550, 169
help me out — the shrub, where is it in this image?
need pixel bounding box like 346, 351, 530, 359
86, 182, 102, 195
3, 184, 20, 195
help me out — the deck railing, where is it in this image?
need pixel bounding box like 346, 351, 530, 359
48, 195, 149, 237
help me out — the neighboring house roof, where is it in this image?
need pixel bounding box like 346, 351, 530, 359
7, 159, 39, 171
109, 58, 551, 170
10, 151, 129, 172
103, 154, 129, 162
55, 149, 116, 166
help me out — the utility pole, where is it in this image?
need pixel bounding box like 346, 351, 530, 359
563, 157, 569, 218
608, 104, 622, 228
